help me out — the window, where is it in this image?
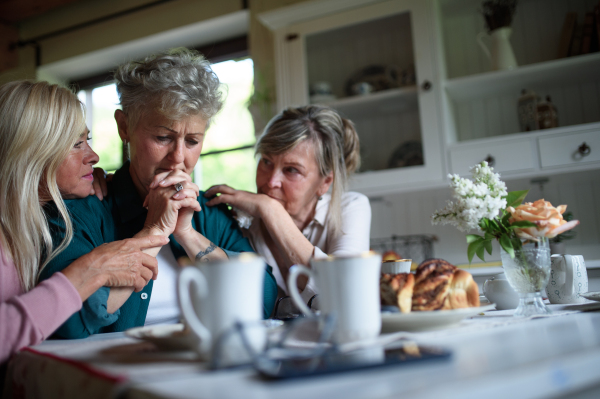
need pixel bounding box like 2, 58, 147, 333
196, 58, 257, 192
77, 85, 123, 173
76, 57, 257, 192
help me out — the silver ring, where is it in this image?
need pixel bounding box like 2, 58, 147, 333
175, 182, 183, 192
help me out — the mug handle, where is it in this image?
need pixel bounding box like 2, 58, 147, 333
287, 265, 315, 316
178, 267, 212, 353
564, 255, 574, 296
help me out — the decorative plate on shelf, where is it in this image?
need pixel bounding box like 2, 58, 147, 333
387, 141, 424, 169
381, 304, 496, 333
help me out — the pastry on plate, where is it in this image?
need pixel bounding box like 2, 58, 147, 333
412, 259, 479, 311
381, 273, 414, 313
382, 250, 402, 261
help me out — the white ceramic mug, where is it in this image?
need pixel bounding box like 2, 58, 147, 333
287, 252, 382, 344
177, 253, 266, 366
546, 255, 588, 304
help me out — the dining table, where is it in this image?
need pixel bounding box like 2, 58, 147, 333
4, 302, 600, 399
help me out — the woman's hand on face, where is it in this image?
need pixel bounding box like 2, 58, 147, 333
90, 167, 113, 201
204, 184, 270, 218
62, 235, 169, 300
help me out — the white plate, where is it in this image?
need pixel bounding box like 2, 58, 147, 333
126, 320, 285, 351
381, 304, 496, 333
580, 292, 600, 302
126, 324, 197, 350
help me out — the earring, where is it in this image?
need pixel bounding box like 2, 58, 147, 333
318, 196, 323, 200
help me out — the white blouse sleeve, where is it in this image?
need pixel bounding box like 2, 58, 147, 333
323, 192, 372, 256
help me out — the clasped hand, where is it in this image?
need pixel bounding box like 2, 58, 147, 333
143, 170, 201, 239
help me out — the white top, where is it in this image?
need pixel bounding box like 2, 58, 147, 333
144, 245, 181, 326
245, 191, 371, 302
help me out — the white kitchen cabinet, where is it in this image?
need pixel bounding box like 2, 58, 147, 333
437, 0, 600, 176
259, 0, 600, 196
259, 0, 446, 196
539, 128, 600, 169
448, 136, 537, 176
447, 122, 600, 177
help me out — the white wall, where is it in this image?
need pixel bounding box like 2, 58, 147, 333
370, 168, 600, 266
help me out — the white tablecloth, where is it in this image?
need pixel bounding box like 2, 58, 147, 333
4, 303, 600, 399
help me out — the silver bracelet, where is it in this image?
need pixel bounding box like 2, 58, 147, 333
195, 242, 217, 261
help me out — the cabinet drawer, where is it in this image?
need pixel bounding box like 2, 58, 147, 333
449, 139, 536, 176
539, 130, 600, 168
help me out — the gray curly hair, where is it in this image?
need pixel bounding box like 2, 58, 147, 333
114, 47, 224, 128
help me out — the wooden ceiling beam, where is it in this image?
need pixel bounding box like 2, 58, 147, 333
0, 23, 19, 73
0, 0, 81, 24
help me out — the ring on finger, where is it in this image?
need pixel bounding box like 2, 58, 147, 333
175, 182, 184, 192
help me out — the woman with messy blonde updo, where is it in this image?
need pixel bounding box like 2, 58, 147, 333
205, 105, 371, 305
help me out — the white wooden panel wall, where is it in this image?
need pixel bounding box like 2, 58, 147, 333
440, 0, 600, 78
305, 12, 414, 99
369, 169, 600, 265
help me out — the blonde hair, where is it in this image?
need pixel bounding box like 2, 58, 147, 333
0, 81, 85, 291
256, 105, 360, 236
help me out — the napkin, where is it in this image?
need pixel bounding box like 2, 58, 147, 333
233, 208, 253, 229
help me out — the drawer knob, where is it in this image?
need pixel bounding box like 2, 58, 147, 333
484, 155, 495, 167
421, 80, 432, 91
578, 142, 591, 157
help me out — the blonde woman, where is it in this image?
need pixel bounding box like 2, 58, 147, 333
0, 81, 167, 364
205, 105, 371, 303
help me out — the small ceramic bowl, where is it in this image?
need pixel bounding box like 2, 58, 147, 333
381, 259, 412, 274
483, 273, 520, 310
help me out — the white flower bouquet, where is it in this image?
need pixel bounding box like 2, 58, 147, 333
432, 162, 578, 262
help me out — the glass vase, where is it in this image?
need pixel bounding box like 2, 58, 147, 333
500, 237, 551, 317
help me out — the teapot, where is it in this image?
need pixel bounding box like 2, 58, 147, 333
483, 273, 520, 310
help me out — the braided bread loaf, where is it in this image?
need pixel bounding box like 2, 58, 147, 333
412, 259, 480, 311
411, 259, 455, 311
380, 259, 480, 313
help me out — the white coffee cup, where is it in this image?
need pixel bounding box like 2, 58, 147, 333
381, 259, 412, 274
287, 252, 382, 344
177, 253, 266, 366
546, 255, 588, 304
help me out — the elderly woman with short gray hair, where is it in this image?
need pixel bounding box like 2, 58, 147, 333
205, 105, 371, 303
42, 48, 277, 338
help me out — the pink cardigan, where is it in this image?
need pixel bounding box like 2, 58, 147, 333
0, 243, 82, 364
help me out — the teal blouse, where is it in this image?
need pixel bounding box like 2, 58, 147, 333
42, 163, 277, 338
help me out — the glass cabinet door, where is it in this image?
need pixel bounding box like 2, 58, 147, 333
273, 0, 445, 194
305, 12, 422, 173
